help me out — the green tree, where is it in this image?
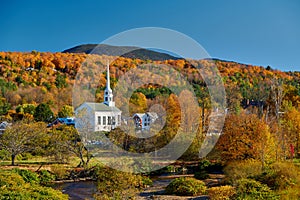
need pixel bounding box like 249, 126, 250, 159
57, 105, 74, 118
16, 104, 36, 115
0, 97, 11, 115
49, 125, 92, 168
34, 103, 54, 122
55, 74, 67, 88
0, 121, 47, 165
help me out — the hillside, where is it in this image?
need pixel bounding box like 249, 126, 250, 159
0, 51, 299, 120
62, 44, 180, 61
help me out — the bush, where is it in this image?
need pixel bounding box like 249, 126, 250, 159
0, 170, 68, 199
50, 164, 69, 180
278, 185, 300, 200
199, 159, 211, 171
93, 165, 145, 200
0, 170, 26, 187
208, 185, 236, 200
38, 170, 56, 186
270, 162, 300, 190
166, 165, 176, 173
165, 177, 206, 196
224, 159, 262, 184
194, 171, 209, 180
234, 178, 279, 200
12, 168, 40, 184
194, 159, 211, 180
252, 162, 300, 191
141, 176, 153, 186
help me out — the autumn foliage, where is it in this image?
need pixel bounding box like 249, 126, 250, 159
0, 50, 299, 161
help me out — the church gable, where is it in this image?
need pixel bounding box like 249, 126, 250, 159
75, 63, 121, 132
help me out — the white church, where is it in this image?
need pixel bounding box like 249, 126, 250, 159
75, 64, 122, 132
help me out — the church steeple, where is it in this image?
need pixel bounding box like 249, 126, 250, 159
103, 63, 115, 107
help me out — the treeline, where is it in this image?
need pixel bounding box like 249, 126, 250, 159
0, 51, 300, 159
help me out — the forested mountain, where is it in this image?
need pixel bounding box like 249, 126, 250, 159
1, 49, 300, 170
0, 50, 299, 120
63, 44, 180, 61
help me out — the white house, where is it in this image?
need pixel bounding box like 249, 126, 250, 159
75, 64, 122, 132
133, 112, 158, 130
0, 121, 11, 134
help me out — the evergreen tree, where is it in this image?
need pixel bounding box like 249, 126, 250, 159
34, 103, 54, 122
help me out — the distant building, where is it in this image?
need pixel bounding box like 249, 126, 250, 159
75, 64, 122, 132
47, 117, 75, 128
0, 121, 11, 134
133, 112, 158, 130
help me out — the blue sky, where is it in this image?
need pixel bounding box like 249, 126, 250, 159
1, 0, 299, 71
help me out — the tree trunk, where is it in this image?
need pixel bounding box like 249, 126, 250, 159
11, 154, 16, 166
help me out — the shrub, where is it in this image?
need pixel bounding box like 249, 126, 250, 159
253, 162, 300, 190
50, 164, 69, 180
38, 170, 56, 186
0, 170, 26, 188
223, 159, 262, 184
141, 176, 153, 186
199, 159, 211, 171
234, 178, 279, 200
0, 170, 68, 199
165, 177, 206, 196
278, 185, 300, 200
194, 171, 209, 180
208, 185, 236, 200
12, 168, 40, 184
270, 162, 300, 189
93, 165, 145, 199
166, 165, 176, 173
194, 160, 211, 180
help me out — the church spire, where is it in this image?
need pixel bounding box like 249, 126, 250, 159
103, 63, 115, 107
106, 62, 111, 90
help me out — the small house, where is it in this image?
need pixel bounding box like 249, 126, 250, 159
133, 112, 158, 130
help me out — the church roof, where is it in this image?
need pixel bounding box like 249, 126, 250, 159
84, 102, 121, 112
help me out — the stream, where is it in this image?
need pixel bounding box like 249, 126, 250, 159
53, 173, 222, 199
54, 181, 97, 200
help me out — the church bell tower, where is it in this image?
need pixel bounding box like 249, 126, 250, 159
103, 63, 115, 107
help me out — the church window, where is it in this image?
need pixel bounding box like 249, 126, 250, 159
103, 116, 106, 125
98, 116, 101, 125
108, 116, 111, 125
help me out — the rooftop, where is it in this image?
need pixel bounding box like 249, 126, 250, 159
84, 102, 121, 112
